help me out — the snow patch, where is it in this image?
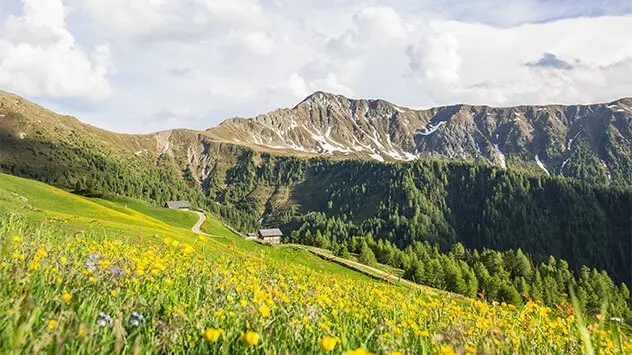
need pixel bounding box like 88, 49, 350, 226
158, 141, 170, 157
535, 155, 550, 176
560, 158, 570, 176
267, 144, 291, 150
307, 127, 352, 154
600, 160, 612, 182
415, 121, 446, 136
494, 144, 507, 169
567, 131, 580, 150
370, 126, 386, 150
394, 106, 406, 113
369, 153, 385, 162
383, 149, 417, 161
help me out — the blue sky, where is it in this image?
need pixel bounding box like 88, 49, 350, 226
1, 0, 632, 133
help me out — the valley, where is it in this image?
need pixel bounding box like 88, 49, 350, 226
0, 90, 631, 353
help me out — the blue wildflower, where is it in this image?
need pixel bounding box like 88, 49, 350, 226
98, 312, 113, 326
130, 312, 146, 325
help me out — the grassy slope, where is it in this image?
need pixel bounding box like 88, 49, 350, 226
0, 172, 371, 280
197, 211, 366, 278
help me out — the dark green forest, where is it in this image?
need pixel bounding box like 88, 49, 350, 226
219, 156, 630, 284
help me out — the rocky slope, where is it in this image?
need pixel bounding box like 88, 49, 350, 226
1, 90, 631, 186
207, 92, 632, 185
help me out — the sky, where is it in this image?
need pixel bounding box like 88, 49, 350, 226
1, 0, 632, 133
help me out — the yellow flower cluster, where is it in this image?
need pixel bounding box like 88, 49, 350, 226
1, 228, 630, 354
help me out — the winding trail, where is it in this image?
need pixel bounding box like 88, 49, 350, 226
188, 210, 211, 236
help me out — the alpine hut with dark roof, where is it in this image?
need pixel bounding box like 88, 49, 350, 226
164, 200, 191, 210
258, 228, 283, 244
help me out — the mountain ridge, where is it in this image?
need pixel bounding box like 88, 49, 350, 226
1, 89, 631, 286
1, 89, 631, 185
206, 91, 632, 185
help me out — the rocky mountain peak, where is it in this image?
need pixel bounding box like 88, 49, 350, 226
204, 94, 631, 184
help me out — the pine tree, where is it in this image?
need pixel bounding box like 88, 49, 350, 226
403, 260, 425, 284
358, 241, 377, 267
514, 249, 532, 278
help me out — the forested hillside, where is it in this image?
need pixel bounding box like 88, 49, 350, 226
202, 153, 630, 283
1, 90, 631, 318
1, 121, 630, 285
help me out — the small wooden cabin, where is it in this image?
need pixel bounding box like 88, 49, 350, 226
164, 200, 191, 209
258, 229, 283, 244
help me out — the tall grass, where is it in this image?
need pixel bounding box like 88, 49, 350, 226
1, 215, 630, 354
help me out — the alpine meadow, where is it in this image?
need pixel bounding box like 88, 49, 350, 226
1, 1, 632, 354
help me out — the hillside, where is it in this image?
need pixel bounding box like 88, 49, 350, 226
1, 173, 631, 353
0, 90, 631, 284
2, 89, 632, 187
0, 172, 362, 277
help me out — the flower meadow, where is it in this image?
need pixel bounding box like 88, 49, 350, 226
0, 219, 630, 354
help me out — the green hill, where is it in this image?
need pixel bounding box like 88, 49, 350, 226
1, 174, 631, 353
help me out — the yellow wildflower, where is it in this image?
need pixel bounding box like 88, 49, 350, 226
416, 330, 429, 337
319, 336, 339, 351
62, 292, 72, 303
182, 244, 195, 255
48, 320, 58, 329
241, 331, 259, 346
258, 305, 271, 318
203, 328, 225, 342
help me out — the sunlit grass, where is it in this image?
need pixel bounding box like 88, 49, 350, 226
1, 173, 631, 353
2, 216, 630, 354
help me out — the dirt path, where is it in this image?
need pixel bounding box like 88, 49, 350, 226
189, 210, 211, 236
292, 244, 416, 288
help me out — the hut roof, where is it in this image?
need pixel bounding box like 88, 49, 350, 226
165, 200, 190, 209
258, 228, 283, 237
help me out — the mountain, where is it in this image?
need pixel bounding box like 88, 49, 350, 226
2, 89, 630, 186
0, 89, 631, 285
207, 91, 632, 185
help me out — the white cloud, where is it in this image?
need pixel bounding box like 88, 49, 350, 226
415, 16, 632, 106
407, 29, 461, 89
0, 0, 111, 99
286, 73, 309, 98
1, 0, 632, 133
71, 0, 264, 40
309, 73, 355, 97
